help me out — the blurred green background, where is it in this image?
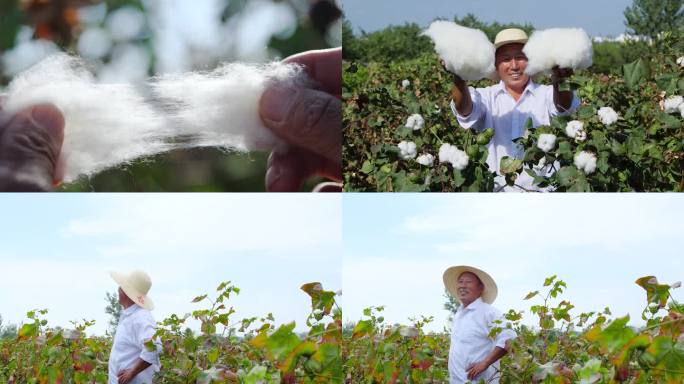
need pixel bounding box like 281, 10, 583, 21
0, 0, 341, 191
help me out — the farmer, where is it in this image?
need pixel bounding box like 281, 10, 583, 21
109, 269, 161, 384
449, 28, 579, 192
443, 266, 516, 384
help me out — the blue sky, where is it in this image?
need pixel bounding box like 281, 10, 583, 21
342, 0, 635, 37
0, 194, 341, 335
342, 194, 683, 332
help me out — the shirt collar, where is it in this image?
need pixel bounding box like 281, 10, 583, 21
459, 297, 484, 311
495, 79, 538, 99
121, 304, 140, 318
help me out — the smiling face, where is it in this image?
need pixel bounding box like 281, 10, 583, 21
457, 272, 484, 307
118, 287, 134, 308
495, 43, 530, 91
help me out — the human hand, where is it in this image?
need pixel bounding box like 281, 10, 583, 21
117, 369, 136, 384
259, 47, 341, 192
0, 103, 64, 191
551, 66, 574, 84
466, 360, 490, 380
440, 59, 466, 88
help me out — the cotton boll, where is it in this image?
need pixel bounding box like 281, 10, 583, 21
523, 28, 592, 75
421, 21, 495, 81
597, 106, 618, 125
2, 53, 307, 182
663, 95, 683, 113
398, 141, 417, 160
106, 6, 146, 42
672, 281, 682, 289
677, 56, 684, 68
416, 153, 434, 166
679, 103, 684, 118
537, 133, 557, 153
565, 120, 583, 138
574, 151, 597, 175
404, 113, 424, 130
401, 79, 410, 88
438, 143, 469, 170
399, 326, 419, 338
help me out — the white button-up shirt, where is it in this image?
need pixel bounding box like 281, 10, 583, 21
109, 305, 161, 384
451, 80, 579, 192
449, 298, 516, 384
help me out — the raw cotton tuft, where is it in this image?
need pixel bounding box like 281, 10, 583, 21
523, 28, 592, 75
537, 133, 557, 153
597, 106, 618, 126
565, 120, 587, 142
416, 153, 434, 166
398, 141, 417, 160
663, 95, 683, 113
401, 79, 410, 88
421, 21, 495, 81
677, 56, 684, 68
438, 143, 469, 170
404, 113, 424, 130
574, 151, 597, 174
0, 53, 308, 183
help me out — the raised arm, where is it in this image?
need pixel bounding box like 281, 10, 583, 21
450, 75, 473, 117
551, 66, 575, 112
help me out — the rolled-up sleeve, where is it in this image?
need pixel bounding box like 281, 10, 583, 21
451, 86, 485, 131
136, 317, 161, 367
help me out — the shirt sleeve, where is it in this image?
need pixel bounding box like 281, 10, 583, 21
548, 87, 580, 117
136, 315, 161, 366
451, 86, 486, 131
488, 308, 517, 350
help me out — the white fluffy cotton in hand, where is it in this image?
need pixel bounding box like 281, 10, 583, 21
523, 28, 592, 75
421, 21, 495, 81
1, 53, 306, 182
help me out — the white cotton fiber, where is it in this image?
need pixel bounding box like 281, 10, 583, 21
421, 21, 495, 81
0, 53, 307, 182
523, 28, 593, 75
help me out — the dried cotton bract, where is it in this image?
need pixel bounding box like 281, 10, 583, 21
523, 28, 592, 75
1, 53, 307, 183
421, 21, 495, 81
404, 113, 424, 130
438, 143, 469, 170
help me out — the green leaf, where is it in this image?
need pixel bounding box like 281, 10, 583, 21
622, 58, 650, 88
499, 156, 523, 174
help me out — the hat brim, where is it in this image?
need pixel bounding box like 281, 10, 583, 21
443, 265, 498, 304
110, 271, 154, 310
494, 38, 528, 49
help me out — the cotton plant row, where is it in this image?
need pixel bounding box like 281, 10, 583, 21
397, 140, 469, 170
421, 21, 592, 80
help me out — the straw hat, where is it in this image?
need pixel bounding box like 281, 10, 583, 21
494, 28, 529, 49
443, 265, 498, 304
110, 269, 154, 310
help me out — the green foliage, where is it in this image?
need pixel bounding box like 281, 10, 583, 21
624, 0, 684, 39
0, 282, 342, 383
104, 291, 122, 334
346, 275, 684, 383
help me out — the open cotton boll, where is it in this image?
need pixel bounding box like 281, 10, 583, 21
438, 143, 468, 170
523, 28, 592, 75
421, 21, 494, 81
404, 113, 424, 130
2, 53, 307, 182
597, 106, 618, 125
416, 153, 434, 166
677, 57, 684, 68
401, 79, 410, 88
398, 141, 417, 160
663, 95, 683, 113
574, 151, 597, 175
537, 133, 557, 153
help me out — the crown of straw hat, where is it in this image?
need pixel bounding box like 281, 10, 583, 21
494, 28, 529, 49
443, 265, 498, 304
109, 269, 154, 310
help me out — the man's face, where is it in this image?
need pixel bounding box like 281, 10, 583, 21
118, 287, 126, 305
495, 43, 529, 89
457, 272, 483, 305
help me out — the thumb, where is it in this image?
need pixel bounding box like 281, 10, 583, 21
259, 85, 341, 165
0, 104, 64, 191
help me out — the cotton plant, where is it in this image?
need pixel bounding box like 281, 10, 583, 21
416, 153, 435, 166
397, 141, 417, 160
574, 151, 597, 175
537, 133, 557, 153
677, 56, 684, 68
565, 120, 587, 142
597, 107, 618, 126
404, 113, 424, 130
438, 143, 469, 170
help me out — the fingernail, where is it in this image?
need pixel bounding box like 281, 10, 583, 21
260, 86, 298, 124
30, 104, 64, 140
